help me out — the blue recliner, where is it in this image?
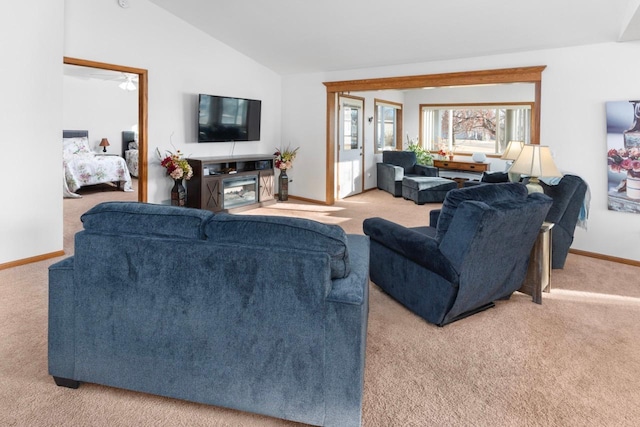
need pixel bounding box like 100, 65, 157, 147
465, 173, 588, 269
363, 183, 552, 326
540, 175, 588, 269
377, 151, 438, 196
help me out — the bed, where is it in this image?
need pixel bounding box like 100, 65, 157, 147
122, 130, 139, 178
63, 130, 133, 197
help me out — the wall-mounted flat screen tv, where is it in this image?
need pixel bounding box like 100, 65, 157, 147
198, 94, 261, 142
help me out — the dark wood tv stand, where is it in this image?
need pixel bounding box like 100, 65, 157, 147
186, 155, 275, 212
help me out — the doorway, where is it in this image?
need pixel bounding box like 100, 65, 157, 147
63, 57, 148, 202
324, 65, 546, 205
337, 95, 364, 199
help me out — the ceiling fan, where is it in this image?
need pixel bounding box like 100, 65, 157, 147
88, 71, 138, 91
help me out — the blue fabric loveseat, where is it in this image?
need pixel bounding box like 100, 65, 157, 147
48, 202, 370, 427
363, 183, 552, 326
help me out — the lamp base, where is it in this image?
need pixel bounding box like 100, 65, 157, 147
102, 147, 107, 153
525, 177, 543, 194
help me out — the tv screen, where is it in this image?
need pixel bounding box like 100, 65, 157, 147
198, 94, 261, 142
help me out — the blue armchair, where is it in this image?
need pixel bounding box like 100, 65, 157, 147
540, 174, 588, 269
377, 151, 438, 196
363, 183, 552, 326
49, 202, 369, 427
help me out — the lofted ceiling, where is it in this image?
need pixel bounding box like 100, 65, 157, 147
147, 0, 640, 75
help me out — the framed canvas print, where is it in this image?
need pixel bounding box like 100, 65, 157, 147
606, 100, 640, 213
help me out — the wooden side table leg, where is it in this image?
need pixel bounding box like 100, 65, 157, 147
519, 223, 553, 304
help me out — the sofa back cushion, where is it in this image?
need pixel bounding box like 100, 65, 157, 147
205, 214, 350, 279
481, 171, 509, 183
81, 202, 214, 240
435, 183, 528, 241
382, 151, 417, 173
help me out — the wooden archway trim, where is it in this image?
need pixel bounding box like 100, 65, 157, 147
323, 65, 546, 204
63, 56, 148, 202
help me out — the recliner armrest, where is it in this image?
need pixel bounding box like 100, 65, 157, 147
377, 162, 404, 181
414, 164, 438, 177
429, 209, 441, 228
363, 217, 457, 283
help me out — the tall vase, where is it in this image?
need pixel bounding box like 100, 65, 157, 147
624, 100, 640, 149
171, 179, 186, 206
278, 169, 289, 201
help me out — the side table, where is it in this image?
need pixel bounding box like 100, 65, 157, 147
518, 222, 554, 304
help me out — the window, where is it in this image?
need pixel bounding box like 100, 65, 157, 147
342, 103, 360, 150
420, 103, 532, 155
375, 99, 402, 152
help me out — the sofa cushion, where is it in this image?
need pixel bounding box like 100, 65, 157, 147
81, 202, 214, 240
435, 183, 528, 241
205, 213, 350, 279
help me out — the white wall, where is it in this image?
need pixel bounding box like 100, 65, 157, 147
63, 74, 138, 154
1, 0, 282, 265
282, 42, 640, 263
0, 1, 64, 265
64, 0, 282, 204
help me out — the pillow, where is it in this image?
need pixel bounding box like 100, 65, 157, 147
81, 201, 214, 240
128, 141, 138, 150
62, 137, 92, 157
205, 213, 351, 279
435, 183, 528, 241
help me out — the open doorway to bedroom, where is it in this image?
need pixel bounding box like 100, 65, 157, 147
61, 57, 148, 252
63, 57, 148, 201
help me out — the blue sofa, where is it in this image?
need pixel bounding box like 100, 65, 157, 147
363, 183, 552, 326
48, 202, 370, 427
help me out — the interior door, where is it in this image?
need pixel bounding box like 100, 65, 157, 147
338, 96, 364, 198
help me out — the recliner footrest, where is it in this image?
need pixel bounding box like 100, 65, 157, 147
402, 177, 457, 204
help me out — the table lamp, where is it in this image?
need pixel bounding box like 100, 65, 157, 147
99, 138, 110, 153
501, 140, 524, 182
508, 144, 562, 193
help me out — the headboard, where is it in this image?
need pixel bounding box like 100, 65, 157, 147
122, 131, 137, 157
63, 130, 88, 139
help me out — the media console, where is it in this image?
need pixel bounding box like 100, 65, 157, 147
186, 155, 275, 212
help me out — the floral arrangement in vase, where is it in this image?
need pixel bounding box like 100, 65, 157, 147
608, 147, 640, 199
437, 143, 454, 160
274, 145, 299, 171
156, 148, 193, 181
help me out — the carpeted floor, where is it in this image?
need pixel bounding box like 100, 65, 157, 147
1, 187, 639, 426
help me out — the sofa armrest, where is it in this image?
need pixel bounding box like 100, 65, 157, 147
414, 164, 438, 177
48, 257, 76, 379
327, 235, 369, 305
363, 217, 457, 283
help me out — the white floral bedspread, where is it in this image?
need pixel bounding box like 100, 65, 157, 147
125, 149, 139, 177
64, 153, 133, 193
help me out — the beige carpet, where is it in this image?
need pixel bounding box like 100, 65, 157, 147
1, 187, 639, 426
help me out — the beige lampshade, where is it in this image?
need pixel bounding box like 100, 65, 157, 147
509, 145, 561, 178
501, 140, 524, 160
